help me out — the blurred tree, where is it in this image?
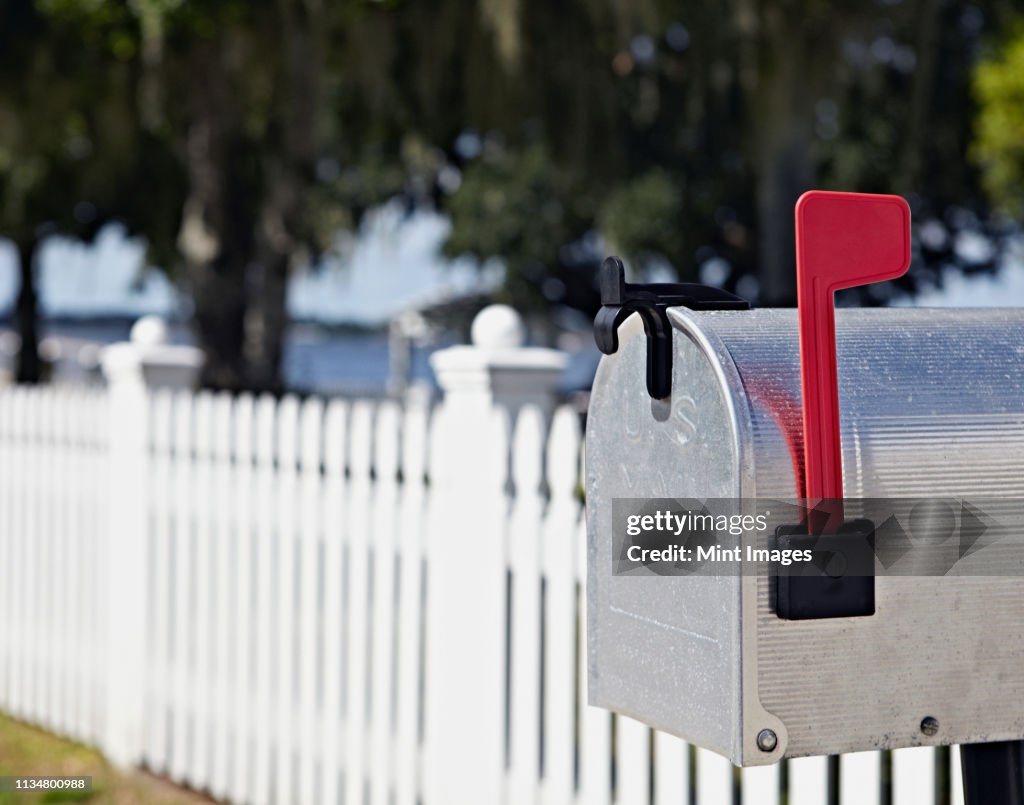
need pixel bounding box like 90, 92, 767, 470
8, 0, 452, 392
120, 0, 451, 391
973, 21, 1024, 218
597, 169, 683, 270
815, 0, 1017, 304
0, 2, 57, 382
4, 0, 1017, 389
37, 0, 396, 391
432, 0, 1013, 311
0, 0, 144, 382
442, 145, 587, 312
132, 0, 333, 391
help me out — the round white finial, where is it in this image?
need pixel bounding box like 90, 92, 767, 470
130, 315, 169, 347
471, 304, 526, 348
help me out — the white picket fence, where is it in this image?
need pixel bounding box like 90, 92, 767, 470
0, 370, 966, 804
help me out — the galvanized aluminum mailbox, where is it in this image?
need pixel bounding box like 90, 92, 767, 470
585, 192, 1024, 771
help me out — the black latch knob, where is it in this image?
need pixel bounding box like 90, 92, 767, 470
594, 256, 749, 399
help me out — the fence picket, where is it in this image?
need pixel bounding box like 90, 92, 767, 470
48, 392, 65, 736
15, 389, 30, 724
73, 390, 92, 743
52, 391, 68, 735
788, 755, 829, 804
190, 392, 215, 788
70, 391, 88, 742
951, 746, 964, 805
840, 750, 881, 805
541, 407, 580, 805
15, 388, 31, 724
31, 391, 47, 729
423, 404, 510, 805
43, 391, 60, 733
56, 391, 71, 735
30, 387, 45, 726
145, 390, 174, 771
298, 397, 324, 805
273, 395, 301, 805
741, 762, 779, 805
53, 391, 70, 733
25, 389, 41, 724
696, 747, 733, 805
26, 390, 41, 726
0, 391, 11, 716
370, 400, 401, 805
577, 509, 612, 805
88, 391, 109, 746
509, 405, 546, 805
395, 396, 428, 805
252, 394, 278, 805
211, 393, 234, 799
60, 391, 76, 737
170, 391, 194, 783
229, 393, 255, 804
618, 716, 652, 805
893, 746, 935, 805
8, 391, 26, 722
345, 400, 375, 805
653, 731, 689, 805
321, 399, 349, 805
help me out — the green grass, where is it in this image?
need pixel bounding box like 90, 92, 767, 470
0, 715, 210, 804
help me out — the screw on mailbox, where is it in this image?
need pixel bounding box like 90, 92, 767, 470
756, 729, 778, 753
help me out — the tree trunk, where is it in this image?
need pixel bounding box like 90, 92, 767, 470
898, 0, 942, 194
178, 56, 253, 392
177, 2, 322, 393
189, 253, 249, 392
751, 13, 822, 306
245, 247, 289, 393
241, 0, 323, 393
755, 122, 815, 306
180, 170, 251, 392
15, 237, 41, 384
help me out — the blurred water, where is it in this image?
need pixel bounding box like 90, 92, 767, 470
0, 320, 442, 395
283, 328, 443, 395
0, 319, 598, 396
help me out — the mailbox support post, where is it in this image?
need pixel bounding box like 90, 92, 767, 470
961, 741, 1024, 805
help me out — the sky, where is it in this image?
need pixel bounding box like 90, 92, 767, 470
894, 258, 1024, 307
0, 201, 498, 325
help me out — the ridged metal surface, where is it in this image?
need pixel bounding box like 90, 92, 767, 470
702, 307, 1024, 760
701, 307, 1024, 500
587, 306, 1024, 764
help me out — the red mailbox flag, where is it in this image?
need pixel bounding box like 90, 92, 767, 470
795, 190, 911, 513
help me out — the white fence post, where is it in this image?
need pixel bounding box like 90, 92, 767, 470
100, 317, 202, 768
431, 304, 569, 425
425, 305, 567, 805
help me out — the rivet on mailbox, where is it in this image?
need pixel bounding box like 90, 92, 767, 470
586, 190, 1024, 792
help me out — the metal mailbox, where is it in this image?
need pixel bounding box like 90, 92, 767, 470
585, 193, 1024, 769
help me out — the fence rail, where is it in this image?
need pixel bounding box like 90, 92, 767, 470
0, 377, 965, 805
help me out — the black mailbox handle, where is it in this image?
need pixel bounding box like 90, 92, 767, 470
593, 256, 749, 400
